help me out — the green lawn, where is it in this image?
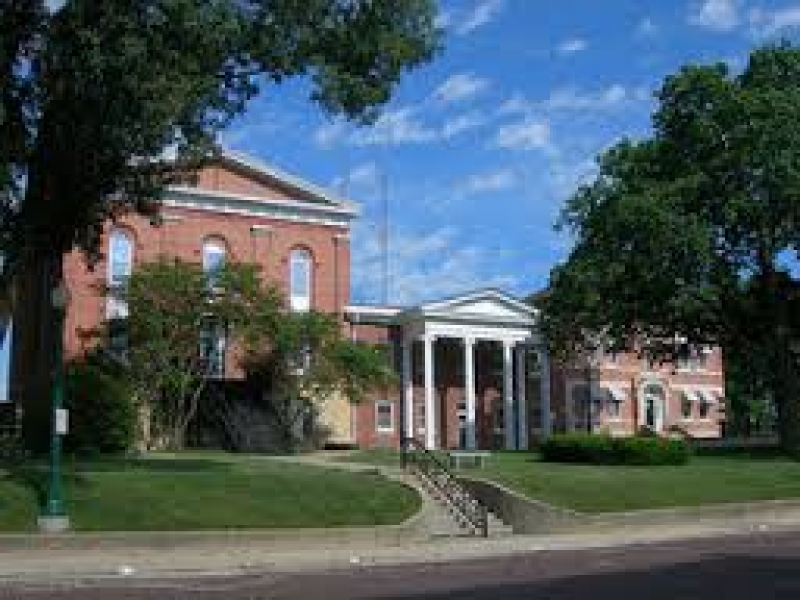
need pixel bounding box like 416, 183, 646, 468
343, 449, 800, 514
0, 454, 419, 532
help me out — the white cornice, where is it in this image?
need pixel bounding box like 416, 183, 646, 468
164, 187, 357, 229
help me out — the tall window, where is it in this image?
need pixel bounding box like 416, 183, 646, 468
202, 238, 227, 288
200, 319, 227, 379
0, 319, 11, 403
289, 248, 312, 312
681, 392, 694, 419
107, 229, 133, 319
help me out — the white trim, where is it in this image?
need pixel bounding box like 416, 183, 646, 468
164, 189, 356, 229
375, 400, 395, 434
220, 150, 354, 208
344, 305, 403, 323
638, 380, 667, 433
418, 288, 537, 316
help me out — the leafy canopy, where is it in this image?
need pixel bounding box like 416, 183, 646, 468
541, 43, 800, 361
0, 0, 440, 269
539, 43, 800, 450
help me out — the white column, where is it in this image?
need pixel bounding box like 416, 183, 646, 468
516, 344, 528, 450
423, 334, 436, 450
503, 340, 515, 450
464, 337, 477, 450
402, 338, 414, 442
539, 347, 552, 439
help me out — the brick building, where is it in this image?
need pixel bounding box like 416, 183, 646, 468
0, 150, 725, 447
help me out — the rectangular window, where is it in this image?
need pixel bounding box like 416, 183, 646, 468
608, 398, 621, 418
290, 249, 311, 312
681, 393, 693, 419
699, 395, 712, 419
200, 320, 227, 379
375, 400, 394, 433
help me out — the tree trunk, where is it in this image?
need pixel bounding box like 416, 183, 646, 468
776, 343, 800, 457
11, 248, 59, 454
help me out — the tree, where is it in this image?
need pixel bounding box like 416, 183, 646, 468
239, 310, 395, 451
120, 258, 282, 450
539, 44, 800, 453
1, 0, 439, 450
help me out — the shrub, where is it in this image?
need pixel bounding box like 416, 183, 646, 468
540, 433, 691, 466
65, 360, 137, 455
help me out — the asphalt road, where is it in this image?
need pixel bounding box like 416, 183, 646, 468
3, 531, 800, 599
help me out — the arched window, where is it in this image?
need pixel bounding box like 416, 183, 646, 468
107, 229, 134, 318
202, 238, 227, 288
289, 248, 312, 312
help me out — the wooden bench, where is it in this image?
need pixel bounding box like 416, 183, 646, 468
448, 450, 491, 469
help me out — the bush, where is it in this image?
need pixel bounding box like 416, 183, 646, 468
540, 433, 691, 466
65, 360, 137, 455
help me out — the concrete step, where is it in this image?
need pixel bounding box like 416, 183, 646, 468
408, 468, 513, 538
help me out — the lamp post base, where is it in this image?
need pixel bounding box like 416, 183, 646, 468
37, 515, 70, 533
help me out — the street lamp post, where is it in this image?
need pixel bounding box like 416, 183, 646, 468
37, 281, 70, 533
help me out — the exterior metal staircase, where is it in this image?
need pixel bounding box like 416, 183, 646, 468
401, 437, 510, 538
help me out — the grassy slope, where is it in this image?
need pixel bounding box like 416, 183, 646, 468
343, 449, 800, 513
0, 455, 419, 532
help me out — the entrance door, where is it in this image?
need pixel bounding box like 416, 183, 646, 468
641, 384, 665, 433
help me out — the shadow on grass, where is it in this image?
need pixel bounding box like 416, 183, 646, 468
2, 464, 89, 510
70, 457, 232, 473
1, 456, 230, 510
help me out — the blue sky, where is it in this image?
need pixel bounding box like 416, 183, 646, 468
221, 0, 800, 307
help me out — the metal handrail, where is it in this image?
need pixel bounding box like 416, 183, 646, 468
401, 437, 488, 537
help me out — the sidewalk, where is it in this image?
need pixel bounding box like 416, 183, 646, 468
1, 509, 800, 583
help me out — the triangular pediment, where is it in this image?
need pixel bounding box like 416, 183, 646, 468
169, 150, 354, 209
418, 289, 536, 322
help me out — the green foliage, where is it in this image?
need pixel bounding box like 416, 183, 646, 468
122, 257, 283, 449
540, 433, 691, 466
240, 309, 396, 450
64, 360, 136, 455
539, 44, 800, 452
0, 0, 440, 266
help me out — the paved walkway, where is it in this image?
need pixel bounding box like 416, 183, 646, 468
1, 513, 798, 583
3, 452, 800, 583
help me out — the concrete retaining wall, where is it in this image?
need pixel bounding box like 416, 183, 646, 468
460, 477, 587, 534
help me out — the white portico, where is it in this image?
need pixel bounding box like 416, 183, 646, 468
346, 289, 552, 451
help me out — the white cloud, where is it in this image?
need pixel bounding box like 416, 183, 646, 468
689, 0, 740, 32
543, 84, 650, 111
330, 162, 382, 198
493, 118, 551, 151
348, 162, 381, 188
455, 0, 505, 36
46, 0, 65, 12
556, 38, 588, 56
353, 107, 438, 146
635, 17, 658, 38
351, 224, 517, 305
749, 6, 800, 37
497, 93, 532, 116
313, 120, 347, 148
350, 106, 488, 147
497, 85, 651, 118
457, 168, 517, 196
441, 112, 486, 139
432, 72, 491, 104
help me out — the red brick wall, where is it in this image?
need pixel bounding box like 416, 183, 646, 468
553, 349, 726, 438
62, 163, 351, 367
